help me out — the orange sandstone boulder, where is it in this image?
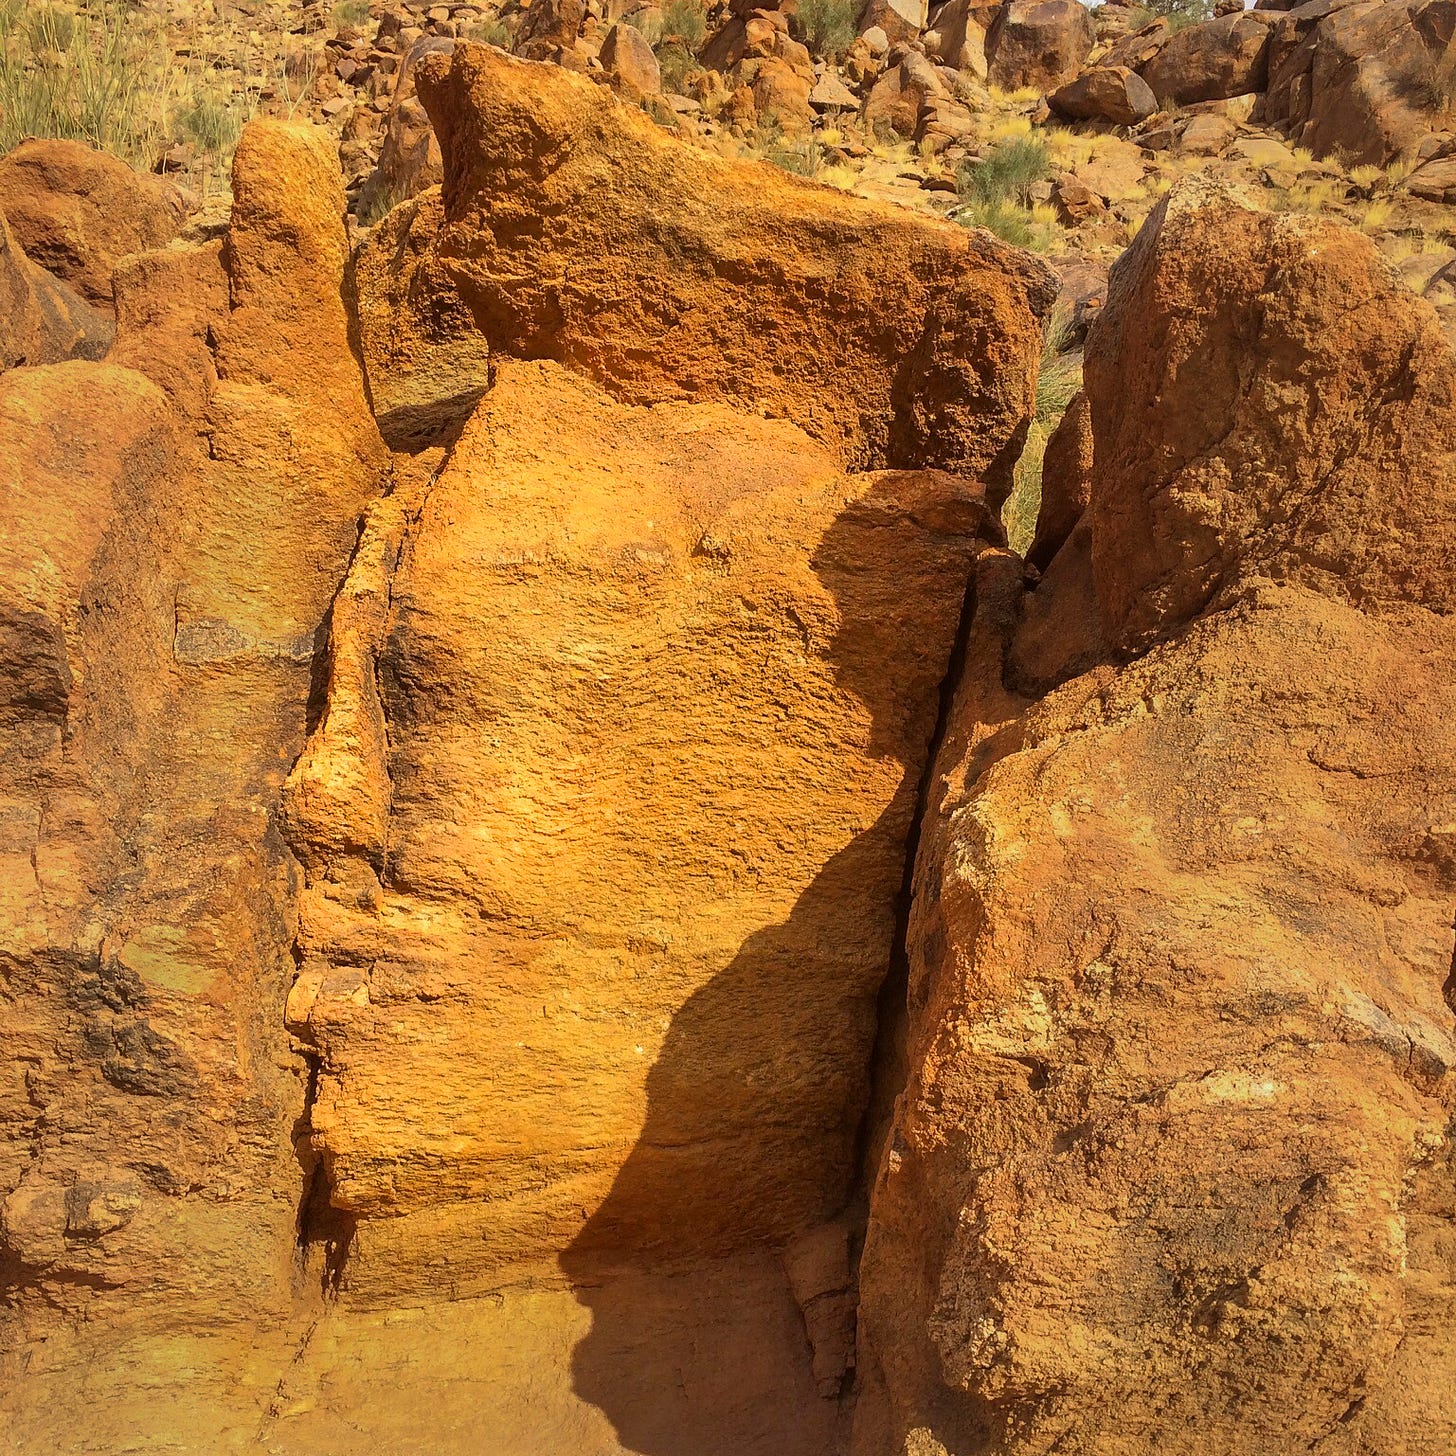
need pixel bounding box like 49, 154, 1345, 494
0, 139, 187, 307
0, 120, 384, 1354
1261, 0, 1456, 165
357, 42, 1054, 488
1138, 9, 1277, 105
855, 181, 1456, 1456
1025, 387, 1092, 576
1085, 174, 1456, 655
0, 207, 112, 372
986, 0, 1096, 92
280, 358, 995, 1298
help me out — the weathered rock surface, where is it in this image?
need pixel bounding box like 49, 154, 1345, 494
355, 35, 454, 221
1049, 65, 1157, 124
855, 178, 1456, 1456
1025, 387, 1092, 574
1086, 174, 1456, 653
1262, 0, 1456, 163
357, 43, 1052, 486
281, 357, 994, 1295
862, 0, 930, 45
0, 208, 112, 371
928, 0, 991, 77
600, 20, 662, 99
1139, 10, 1278, 105
0, 140, 187, 306
986, 0, 1095, 92
0, 115, 384, 1359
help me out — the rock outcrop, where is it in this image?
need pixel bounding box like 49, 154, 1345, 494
0, 140, 187, 306
11, 7, 1456, 1449
1139, 9, 1278, 106
1049, 65, 1157, 124
281, 358, 996, 1296
986, 0, 1096, 92
0, 118, 385, 1351
855, 176, 1456, 1456
1260, 0, 1456, 164
0, 208, 112, 371
355, 43, 1054, 488
1086, 174, 1456, 653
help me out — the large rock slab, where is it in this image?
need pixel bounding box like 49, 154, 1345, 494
1138, 10, 1278, 105
355, 42, 1054, 489
854, 181, 1456, 1456
1261, 0, 1456, 164
986, 0, 1096, 91
0, 208, 112, 372
280, 359, 995, 1296
1049, 65, 1157, 124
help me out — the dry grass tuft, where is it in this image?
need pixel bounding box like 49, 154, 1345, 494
1003, 313, 1083, 554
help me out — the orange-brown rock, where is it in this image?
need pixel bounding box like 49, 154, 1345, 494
356, 35, 453, 221
986, 0, 1096, 92
600, 19, 662, 99
1, 114, 384, 1393
1085, 174, 1456, 654
1260, 0, 1456, 164
855, 181, 1456, 1456
1138, 9, 1277, 106
0, 139, 187, 306
357, 43, 1054, 487
1025, 387, 1092, 575
0, 207, 112, 371
1049, 64, 1157, 124
864, 50, 952, 137
280, 357, 994, 1296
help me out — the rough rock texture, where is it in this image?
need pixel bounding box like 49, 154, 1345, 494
280, 357, 994, 1296
1139, 10, 1278, 105
862, 0, 930, 45
1049, 65, 1157, 124
0, 208, 112, 371
1261, 0, 1456, 164
865, 50, 952, 135
1085, 174, 1456, 654
0, 115, 384, 1371
355, 35, 454, 222
0, 140, 187, 306
855, 178, 1456, 1456
986, 0, 1096, 92
928, 0, 990, 76
1025, 388, 1092, 575
356, 42, 1053, 487
600, 20, 661, 98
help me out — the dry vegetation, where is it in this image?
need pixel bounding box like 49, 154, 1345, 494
0, 0, 318, 194
1004, 313, 1082, 554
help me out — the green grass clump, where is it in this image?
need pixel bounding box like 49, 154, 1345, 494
633, 0, 708, 52
953, 137, 1058, 250
660, 0, 708, 49
0, 0, 172, 164
796, 0, 856, 60
957, 135, 1051, 208
333, 0, 372, 29
1142, 0, 1215, 31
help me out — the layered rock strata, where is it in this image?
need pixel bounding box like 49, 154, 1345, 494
0, 121, 386, 1346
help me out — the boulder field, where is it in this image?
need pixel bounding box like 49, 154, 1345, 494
2, 43, 1456, 1456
